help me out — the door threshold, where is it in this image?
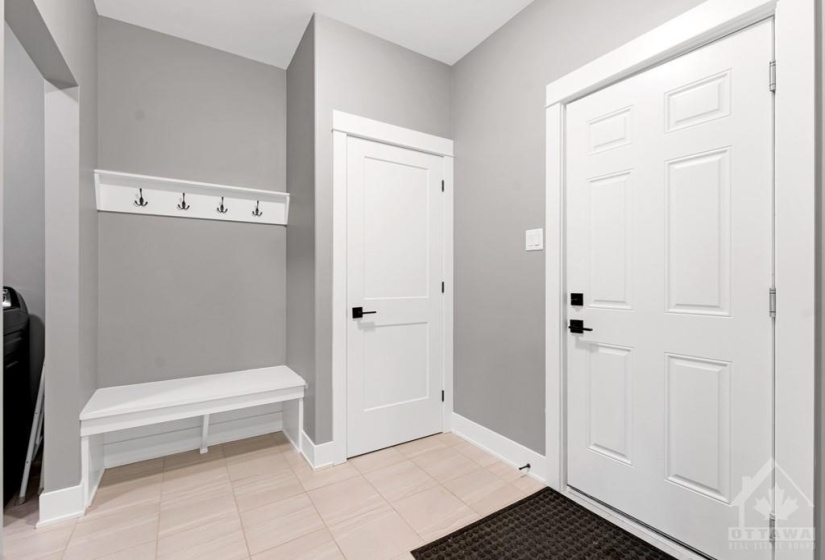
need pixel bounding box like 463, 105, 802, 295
565, 486, 713, 560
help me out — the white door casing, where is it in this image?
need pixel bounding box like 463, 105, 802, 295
565, 21, 772, 560
547, 1, 816, 559
345, 137, 446, 457
332, 113, 454, 466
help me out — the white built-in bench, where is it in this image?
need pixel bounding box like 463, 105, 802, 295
79, 366, 305, 509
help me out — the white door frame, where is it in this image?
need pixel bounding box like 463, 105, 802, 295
331, 111, 454, 464
545, 1, 816, 558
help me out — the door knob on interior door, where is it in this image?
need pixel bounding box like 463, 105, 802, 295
352, 307, 378, 319
569, 319, 593, 334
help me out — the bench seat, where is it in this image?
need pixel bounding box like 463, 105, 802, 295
79, 366, 306, 510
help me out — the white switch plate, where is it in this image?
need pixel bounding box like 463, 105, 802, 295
525, 228, 544, 251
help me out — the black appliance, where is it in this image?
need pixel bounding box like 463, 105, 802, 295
3, 287, 33, 505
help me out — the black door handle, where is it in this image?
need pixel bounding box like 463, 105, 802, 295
352, 307, 378, 319
569, 319, 593, 334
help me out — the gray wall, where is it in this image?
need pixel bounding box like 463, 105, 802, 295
286, 19, 317, 438
97, 18, 287, 386
98, 18, 285, 190
307, 15, 452, 443
4, 24, 45, 400
31, 0, 99, 492
817, 2, 823, 556
451, 0, 706, 453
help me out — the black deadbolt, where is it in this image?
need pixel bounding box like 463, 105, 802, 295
570, 293, 584, 306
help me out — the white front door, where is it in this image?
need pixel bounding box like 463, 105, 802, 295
565, 21, 773, 559
346, 137, 445, 457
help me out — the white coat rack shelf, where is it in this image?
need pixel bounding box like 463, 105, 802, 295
94, 170, 290, 226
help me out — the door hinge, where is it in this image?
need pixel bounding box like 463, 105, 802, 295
441, 281, 445, 293
441, 390, 445, 402
769, 513, 776, 544
769, 287, 776, 318
769, 60, 776, 93
441, 180, 445, 192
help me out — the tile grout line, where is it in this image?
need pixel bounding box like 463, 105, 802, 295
240, 440, 348, 559
157, 443, 235, 558
358, 437, 502, 547
222, 442, 254, 560
356, 463, 425, 551
295, 447, 349, 560
58, 517, 79, 560
303, 477, 349, 560
227, 435, 300, 558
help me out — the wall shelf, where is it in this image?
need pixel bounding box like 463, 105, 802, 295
94, 170, 289, 226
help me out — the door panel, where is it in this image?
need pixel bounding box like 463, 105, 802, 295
664, 353, 732, 503
587, 343, 633, 465
589, 171, 633, 310
566, 21, 773, 560
347, 137, 444, 458
665, 148, 731, 316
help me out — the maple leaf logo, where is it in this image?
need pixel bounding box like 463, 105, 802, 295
752, 486, 799, 521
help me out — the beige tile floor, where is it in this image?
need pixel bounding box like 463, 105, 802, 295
4, 432, 545, 560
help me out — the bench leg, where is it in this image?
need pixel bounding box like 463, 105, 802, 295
200, 414, 211, 454
298, 398, 304, 453
81, 435, 90, 508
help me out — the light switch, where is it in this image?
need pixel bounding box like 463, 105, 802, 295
525, 228, 544, 251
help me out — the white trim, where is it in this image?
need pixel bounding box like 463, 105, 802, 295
771, 1, 816, 554
37, 484, 85, 528
331, 113, 455, 464
300, 430, 337, 469
545, 0, 777, 107
441, 156, 455, 430
332, 111, 454, 157
544, 103, 565, 491
331, 129, 349, 465
451, 413, 547, 484
545, 1, 816, 559
94, 170, 290, 226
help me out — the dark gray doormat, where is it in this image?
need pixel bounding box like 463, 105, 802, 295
411, 488, 675, 560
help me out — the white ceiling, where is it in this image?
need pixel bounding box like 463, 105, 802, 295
94, 0, 535, 69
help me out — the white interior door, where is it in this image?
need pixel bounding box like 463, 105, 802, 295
346, 137, 445, 458
565, 21, 773, 559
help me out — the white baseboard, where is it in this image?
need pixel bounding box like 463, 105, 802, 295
451, 413, 547, 483
103, 405, 283, 468
38, 483, 85, 527
300, 431, 337, 469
